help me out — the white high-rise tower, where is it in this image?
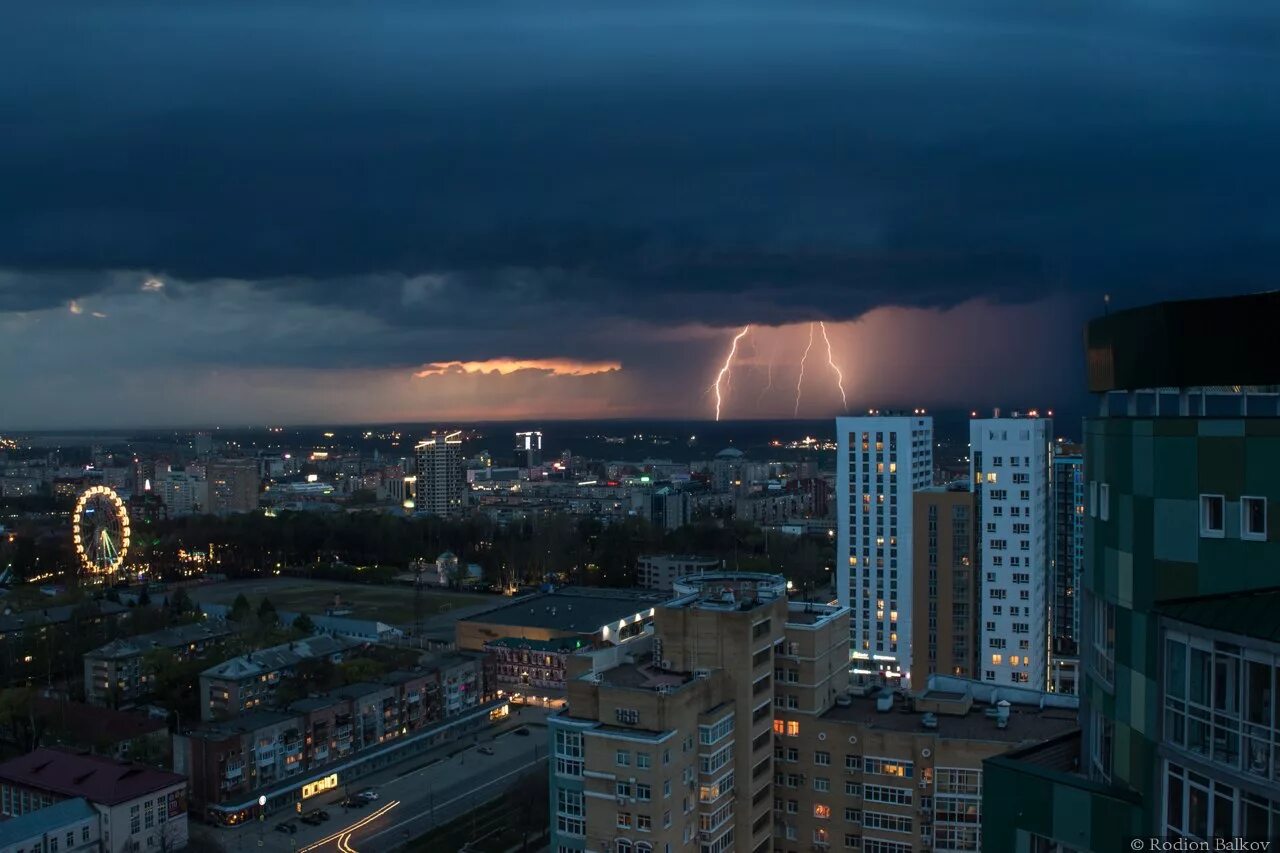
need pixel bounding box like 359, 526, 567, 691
836, 412, 933, 684
969, 415, 1052, 689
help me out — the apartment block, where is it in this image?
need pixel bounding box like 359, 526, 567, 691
911, 484, 977, 685
836, 414, 934, 685
550, 569, 1081, 853
198, 635, 357, 721
969, 416, 1051, 690
1049, 451, 1084, 695
637, 555, 721, 593
984, 292, 1280, 852
84, 619, 236, 707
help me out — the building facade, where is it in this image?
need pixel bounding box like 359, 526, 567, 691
836, 414, 934, 684
414, 432, 464, 516
84, 620, 235, 707
969, 416, 1051, 690
206, 458, 261, 515
0, 748, 188, 852
1050, 452, 1084, 695
549, 571, 1080, 853
636, 555, 721, 593
911, 484, 977, 684
198, 635, 356, 721
984, 292, 1280, 851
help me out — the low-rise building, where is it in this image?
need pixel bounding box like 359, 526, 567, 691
635, 554, 719, 593
198, 635, 357, 721
455, 587, 664, 652
484, 636, 584, 693
83, 620, 235, 707
0, 797, 100, 853
176, 665, 497, 824
0, 748, 187, 851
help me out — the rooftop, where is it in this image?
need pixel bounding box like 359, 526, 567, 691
785, 601, 848, 627
820, 688, 1078, 744
484, 636, 589, 652
1158, 587, 1280, 644
669, 571, 787, 611
594, 661, 694, 691
0, 797, 97, 846
201, 634, 357, 681
182, 710, 299, 741
33, 699, 168, 742
0, 601, 129, 634
86, 619, 235, 660
0, 748, 185, 806
459, 588, 663, 634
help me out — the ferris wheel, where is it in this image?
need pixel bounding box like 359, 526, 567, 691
72, 485, 131, 575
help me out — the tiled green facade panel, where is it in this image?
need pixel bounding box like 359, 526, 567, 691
1081, 417, 1280, 839
982, 755, 1143, 853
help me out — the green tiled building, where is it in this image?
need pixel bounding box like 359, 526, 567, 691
983, 292, 1280, 852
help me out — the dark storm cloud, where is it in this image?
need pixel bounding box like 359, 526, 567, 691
2, 0, 1277, 330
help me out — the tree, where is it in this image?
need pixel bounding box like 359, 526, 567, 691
168, 587, 195, 616
292, 612, 316, 634
228, 593, 252, 624
257, 597, 278, 628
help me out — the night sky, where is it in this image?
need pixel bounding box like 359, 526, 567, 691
2, 1, 1277, 428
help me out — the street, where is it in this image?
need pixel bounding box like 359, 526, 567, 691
212, 711, 548, 852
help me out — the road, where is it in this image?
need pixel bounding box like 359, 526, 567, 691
215, 713, 547, 853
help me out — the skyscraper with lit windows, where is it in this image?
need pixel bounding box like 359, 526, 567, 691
969, 415, 1052, 691
835, 413, 933, 684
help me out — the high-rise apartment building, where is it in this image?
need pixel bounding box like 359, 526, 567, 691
836, 414, 934, 684
153, 466, 208, 517
549, 571, 1080, 853
911, 483, 978, 684
207, 458, 261, 515
516, 430, 542, 468
1049, 450, 1084, 695
984, 292, 1280, 852
414, 432, 464, 516
969, 416, 1051, 690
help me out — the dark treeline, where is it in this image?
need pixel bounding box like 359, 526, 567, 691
140, 511, 834, 592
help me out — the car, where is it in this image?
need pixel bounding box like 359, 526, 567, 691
300, 812, 323, 826
356, 789, 378, 801
477, 745, 495, 756
274, 822, 297, 834
343, 796, 368, 808
513, 727, 530, 737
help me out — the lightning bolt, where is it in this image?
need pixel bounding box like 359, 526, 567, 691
757, 356, 774, 407
794, 322, 815, 416
820, 321, 848, 411
712, 325, 751, 421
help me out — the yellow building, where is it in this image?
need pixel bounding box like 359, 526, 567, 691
549, 572, 1078, 853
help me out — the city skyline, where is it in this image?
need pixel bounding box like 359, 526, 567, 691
5, 0, 1279, 427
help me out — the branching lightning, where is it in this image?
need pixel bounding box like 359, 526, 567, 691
820, 321, 848, 411
794, 322, 815, 416
712, 325, 751, 421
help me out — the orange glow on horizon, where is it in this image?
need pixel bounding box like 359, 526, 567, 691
414, 358, 621, 378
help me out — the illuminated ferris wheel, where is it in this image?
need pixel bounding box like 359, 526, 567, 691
72, 485, 131, 575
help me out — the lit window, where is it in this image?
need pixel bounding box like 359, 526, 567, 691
814, 804, 832, 819
786, 721, 800, 737
1242, 496, 1267, 540
1200, 495, 1225, 538
991, 654, 1002, 666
